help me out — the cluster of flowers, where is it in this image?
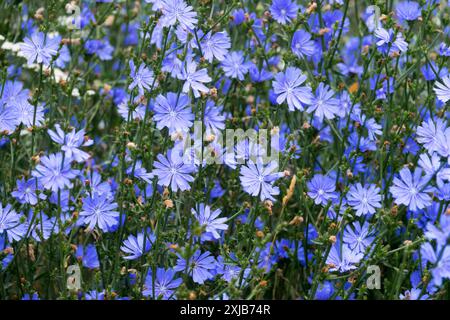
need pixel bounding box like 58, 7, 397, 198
0, 0, 449, 300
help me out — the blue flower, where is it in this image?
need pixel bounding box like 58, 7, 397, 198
161, 0, 198, 30
434, 75, 450, 103
399, 288, 429, 300
174, 249, 217, 284
76, 244, 100, 269
0, 104, 18, 134
0, 81, 29, 108
307, 83, 340, 122
221, 51, 249, 80
0, 203, 26, 242
192, 203, 228, 241
84, 38, 114, 61
126, 160, 153, 184
396, 1, 421, 22
240, 160, 282, 201
121, 230, 155, 260
22, 293, 40, 300
48, 125, 93, 163
55, 45, 71, 68
291, 30, 315, 58
416, 118, 447, 153
421, 242, 450, 286
152, 149, 195, 192
421, 61, 448, 81
326, 242, 363, 273
153, 92, 194, 132
346, 183, 382, 216
17, 101, 44, 128
272, 67, 313, 111
179, 58, 211, 98
200, 31, 231, 63
374, 27, 408, 54
203, 100, 225, 133
129, 60, 155, 97
307, 174, 337, 206
424, 214, 450, 246
216, 255, 250, 284
255, 242, 277, 273
32, 153, 80, 192
20, 32, 61, 66
27, 211, 58, 242
79, 193, 119, 232
390, 168, 433, 212
270, 0, 299, 25
143, 268, 182, 299
11, 177, 44, 205
343, 221, 375, 254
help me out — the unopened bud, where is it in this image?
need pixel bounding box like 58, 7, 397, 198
329, 235, 337, 244
126, 142, 137, 150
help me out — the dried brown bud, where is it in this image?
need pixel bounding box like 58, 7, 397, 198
346, 169, 353, 179
329, 235, 337, 244
319, 28, 331, 36
126, 142, 137, 150
391, 205, 398, 216
163, 199, 174, 209
188, 291, 197, 300
256, 230, 265, 238
289, 216, 304, 226
34, 8, 45, 20
306, 2, 317, 15
403, 240, 413, 246
302, 122, 311, 130
264, 200, 273, 215
209, 87, 218, 98
31, 154, 41, 164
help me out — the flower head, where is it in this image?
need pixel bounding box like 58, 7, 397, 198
343, 221, 375, 254
346, 183, 382, 216
179, 59, 211, 98
129, 60, 155, 96
152, 150, 195, 192
32, 153, 80, 192
291, 30, 315, 58
153, 92, 194, 132
390, 167, 433, 212
306, 83, 340, 121
396, 1, 421, 22
48, 125, 93, 163
434, 75, 450, 103
121, 230, 155, 260
143, 268, 182, 299
20, 32, 61, 66
240, 160, 282, 201
270, 0, 299, 25
161, 0, 198, 30
192, 204, 228, 241
79, 193, 119, 232
307, 174, 337, 206
174, 249, 217, 284
0, 203, 26, 242
200, 31, 231, 62
221, 51, 249, 80
272, 67, 313, 111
